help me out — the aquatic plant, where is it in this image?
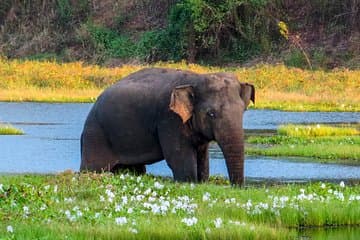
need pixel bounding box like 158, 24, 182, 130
247, 124, 360, 162
0, 124, 24, 135
278, 124, 359, 137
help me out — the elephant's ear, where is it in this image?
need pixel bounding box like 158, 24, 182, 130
240, 83, 255, 109
169, 85, 194, 123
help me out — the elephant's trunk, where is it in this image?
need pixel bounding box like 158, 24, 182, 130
216, 127, 245, 186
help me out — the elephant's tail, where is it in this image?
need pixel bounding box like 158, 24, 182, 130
80, 132, 84, 170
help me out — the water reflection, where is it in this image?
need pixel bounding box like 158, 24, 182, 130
299, 227, 360, 240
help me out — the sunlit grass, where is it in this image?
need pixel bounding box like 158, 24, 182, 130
1, 173, 359, 239
0, 58, 359, 111
278, 124, 359, 137
0, 124, 24, 135
246, 124, 360, 162
247, 143, 360, 162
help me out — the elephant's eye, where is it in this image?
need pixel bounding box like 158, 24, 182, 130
207, 109, 216, 118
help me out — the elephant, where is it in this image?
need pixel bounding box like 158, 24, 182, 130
80, 68, 255, 186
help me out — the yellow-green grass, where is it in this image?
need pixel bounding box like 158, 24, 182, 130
1, 173, 360, 239
246, 124, 360, 162
0, 124, 24, 135
0, 58, 359, 111
278, 124, 359, 137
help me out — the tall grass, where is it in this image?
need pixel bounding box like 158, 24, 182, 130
0, 58, 359, 111
0, 124, 24, 135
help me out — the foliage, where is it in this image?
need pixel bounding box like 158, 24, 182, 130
56, 0, 72, 27
0, 0, 359, 67
86, 24, 137, 59
1, 173, 360, 238
0, 124, 24, 135
161, 0, 278, 62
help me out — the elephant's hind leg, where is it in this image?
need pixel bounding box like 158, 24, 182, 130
80, 118, 118, 172
111, 163, 146, 175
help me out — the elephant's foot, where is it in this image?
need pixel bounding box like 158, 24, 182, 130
111, 164, 146, 175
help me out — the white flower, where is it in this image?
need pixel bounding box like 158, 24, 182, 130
205, 227, 211, 233
105, 189, 115, 199
154, 181, 164, 189
202, 192, 211, 202
23, 206, 30, 215
76, 210, 83, 217
115, 204, 122, 212
320, 183, 326, 189
0, 184, 4, 192
40, 204, 47, 211
340, 181, 345, 188
64, 197, 74, 203
115, 217, 127, 225
94, 212, 100, 218
129, 227, 138, 234
100, 195, 105, 202
137, 176, 142, 182
6, 225, 13, 233
54, 185, 58, 193
181, 217, 198, 226
127, 208, 134, 214
136, 195, 145, 201
214, 218, 222, 228
64, 210, 76, 222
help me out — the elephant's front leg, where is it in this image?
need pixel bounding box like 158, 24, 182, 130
159, 133, 198, 182
197, 143, 209, 182
166, 145, 198, 182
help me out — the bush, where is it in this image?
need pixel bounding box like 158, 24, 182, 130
160, 0, 280, 63
86, 24, 136, 59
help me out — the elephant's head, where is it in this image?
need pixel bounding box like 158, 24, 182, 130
170, 73, 255, 186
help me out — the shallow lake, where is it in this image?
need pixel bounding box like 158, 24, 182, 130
0, 102, 359, 181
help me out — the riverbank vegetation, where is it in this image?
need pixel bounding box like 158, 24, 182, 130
1, 58, 359, 111
1, 1, 359, 69
0, 123, 23, 135
1, 173, 359, 239
247, 124, 360, 163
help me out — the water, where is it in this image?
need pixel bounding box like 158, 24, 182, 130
299, 227, 360, 240
1, 102, 360, 181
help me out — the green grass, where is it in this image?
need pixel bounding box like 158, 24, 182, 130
278, 124, 359, 137
0, 124, 24, 135
0, 173, 359, 239
246, 124, 360, 163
